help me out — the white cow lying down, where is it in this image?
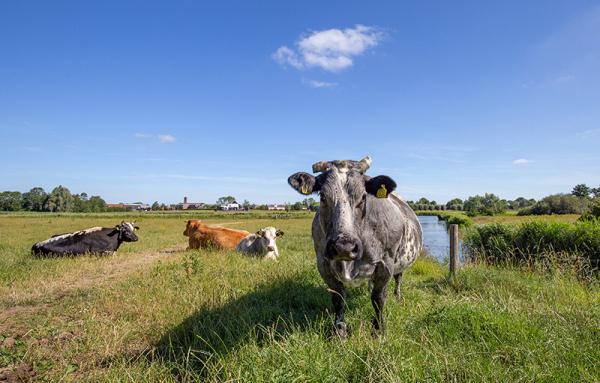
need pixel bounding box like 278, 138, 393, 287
236, 226, 284, 260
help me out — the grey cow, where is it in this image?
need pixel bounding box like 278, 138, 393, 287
288, 156, 422, 336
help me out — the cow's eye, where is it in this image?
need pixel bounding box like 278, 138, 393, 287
356, 194, 366, 209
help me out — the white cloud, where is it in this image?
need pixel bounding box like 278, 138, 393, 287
158, 134, 176, 143
272, 46, 304, 69
512, 158, 532, 165
576, 128, 600, 138
307, 79, 337, 88
553, 74, 574, 83
135, 133, 176, 143
273, 25, 384, 72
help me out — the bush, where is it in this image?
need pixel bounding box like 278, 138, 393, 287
463, 194, 507, 216
518, 194, 590, 216
464, 221, 600, 276
578, 199, 600, 222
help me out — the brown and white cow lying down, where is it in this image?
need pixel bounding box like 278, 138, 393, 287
183, 220, 284, 259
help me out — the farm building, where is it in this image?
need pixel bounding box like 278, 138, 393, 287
106, 203, 151, 211
176, 197, 205, 210
218, 201, 242, 211
267, 204, 286, 211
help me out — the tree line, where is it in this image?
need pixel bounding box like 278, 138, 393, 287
0, 186, 107, 212
408, 184, 600, 216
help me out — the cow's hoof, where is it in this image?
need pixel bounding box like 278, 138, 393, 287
334, 322, 348, 339
371, 318, 385, 336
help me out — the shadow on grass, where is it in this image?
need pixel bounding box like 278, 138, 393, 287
152, 277, 333, 378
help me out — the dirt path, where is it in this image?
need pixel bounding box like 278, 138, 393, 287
0, 244, 187, 334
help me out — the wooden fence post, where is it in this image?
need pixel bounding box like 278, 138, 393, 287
449, 224, 460, 275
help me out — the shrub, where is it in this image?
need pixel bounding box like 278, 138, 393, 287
464, 221, 600, 276
518, 194, 590, 215
578, 199, 600, 222
464, 193, 507, 216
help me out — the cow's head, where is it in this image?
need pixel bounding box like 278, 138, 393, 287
255, 227, 284, 258
184, 220, 201, 237
288, 156, 396, 275
117, 221, 139, 242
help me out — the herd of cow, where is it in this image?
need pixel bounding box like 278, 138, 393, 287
31, 220, 284, 260
29, 156, 423, 336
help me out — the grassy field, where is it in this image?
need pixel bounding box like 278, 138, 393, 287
1, 213, 599, 382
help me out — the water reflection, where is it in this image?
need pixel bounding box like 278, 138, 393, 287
417, 215, 462, 262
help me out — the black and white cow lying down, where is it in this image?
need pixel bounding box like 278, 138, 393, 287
31, 221, 139, 256
288, 156, 423, 337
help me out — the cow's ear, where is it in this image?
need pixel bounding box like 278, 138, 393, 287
365, 175, 397, 198
288, 172, 319, 195
276, 229, 284, 237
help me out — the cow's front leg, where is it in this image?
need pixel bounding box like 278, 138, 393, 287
371, 264, 391, 333
393, 272, 403, 300
330, 283, 348, 338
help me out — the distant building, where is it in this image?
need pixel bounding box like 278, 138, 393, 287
218, 201, 241, 211
267, 204, 286, 211
107, 203, 151, 211
176, 196, 205, 210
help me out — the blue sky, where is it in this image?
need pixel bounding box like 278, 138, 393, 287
1, 1, 599, 204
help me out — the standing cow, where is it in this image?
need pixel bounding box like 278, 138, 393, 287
31, 221, 139, 256
288, 156, 422, 336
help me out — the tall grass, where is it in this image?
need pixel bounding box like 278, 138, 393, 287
464, 221, 600, 279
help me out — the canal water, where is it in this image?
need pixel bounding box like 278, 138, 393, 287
417, 215, 462, 262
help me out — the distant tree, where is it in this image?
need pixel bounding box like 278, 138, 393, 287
445, 198, 463, 209
572, 184, 591, 198
464, 193, 506, 216
151, 201, 160, 211
242, 199, 251, 210
72, 194, 87, 212
591, 186, 600, 198
510, 197, 536, 210
22, 187, 47, 211
87, 196, 106, 212
417, 197, 429, 205
519, 194, 591, 215
44, 185, 73, 212
291, 201, 304, 210
216, 196, 236, 205
0, 191, 23, 211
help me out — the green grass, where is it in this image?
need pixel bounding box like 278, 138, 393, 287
0, 214, 599, 382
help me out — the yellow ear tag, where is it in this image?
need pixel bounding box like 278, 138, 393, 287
376, 184, 388, 198
300, 185, 309, 195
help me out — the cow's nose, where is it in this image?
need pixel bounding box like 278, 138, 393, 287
267, 245, 276, 252
333, 236, 360, 261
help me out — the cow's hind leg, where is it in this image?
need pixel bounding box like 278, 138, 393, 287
393, 272, 403, 301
